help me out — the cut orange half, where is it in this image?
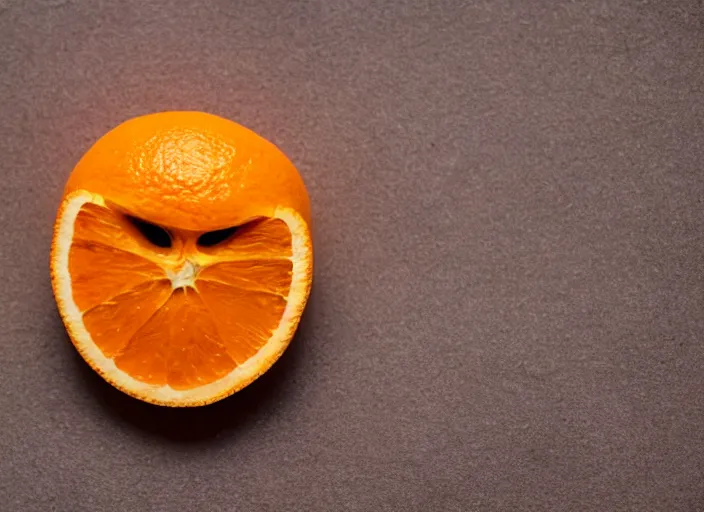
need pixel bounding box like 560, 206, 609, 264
51, 189, 312, 407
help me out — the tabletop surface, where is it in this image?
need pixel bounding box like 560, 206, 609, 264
1, 1, 703, 511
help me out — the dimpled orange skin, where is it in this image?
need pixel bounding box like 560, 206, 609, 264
65, 111, 311, 231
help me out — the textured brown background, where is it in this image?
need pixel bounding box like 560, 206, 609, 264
1, 1, 704, 511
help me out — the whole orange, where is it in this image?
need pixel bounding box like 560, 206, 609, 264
50, 111, 313, 407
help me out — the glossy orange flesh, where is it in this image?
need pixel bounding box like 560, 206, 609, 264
69, 201, 293, 390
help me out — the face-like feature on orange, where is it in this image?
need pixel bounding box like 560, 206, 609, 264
50, 111, 313, 407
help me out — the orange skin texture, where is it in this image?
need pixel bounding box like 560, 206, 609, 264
65, 111, 311, 231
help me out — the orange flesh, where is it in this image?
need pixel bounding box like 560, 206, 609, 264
68, 202, 293, 390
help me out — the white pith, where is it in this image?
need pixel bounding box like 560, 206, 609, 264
52, 190, 312, 407
167, 260, 200, 289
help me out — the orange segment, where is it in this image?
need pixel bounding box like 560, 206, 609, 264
82, 279, 172, 358
199, 218, 293, 260
74, 202, 149, 255
73, 201, 172, 264
115, 289, 236, 390
69, 241, 167, 311
69, 203, 168, 311
199, 259, 293, 296
197, 280, 288, 364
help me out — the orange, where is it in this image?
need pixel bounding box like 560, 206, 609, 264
50, 111, 313, 407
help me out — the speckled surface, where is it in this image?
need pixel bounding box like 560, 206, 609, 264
1, 1, 703, 510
